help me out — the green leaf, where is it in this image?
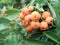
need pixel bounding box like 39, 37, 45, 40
0, 0, 16, 5
49, 0, 60, 15
0, 28, 10, 39
49, 0, 60, 35
47, 2, 57, 20
44, 31, 60, 43
0, 17, 11, 31
26, 0, 35, 7
4, 32, 21, 45
23, 39, 54, 45
35, 3, 44, 12
20, 27, 27, 36
5, 8, 19, 20
35, 0, 47, 6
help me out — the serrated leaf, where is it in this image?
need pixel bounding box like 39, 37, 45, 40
44, 31, 60, 43
5, 8, 19, 20
23, 39, 54, 45
0, 17, 11, 31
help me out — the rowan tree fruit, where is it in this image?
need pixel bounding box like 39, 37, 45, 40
19, 13, 25, 19
42, 11, 51, 19
21, 7, 29, 16
45, 17, 54, 24
40, 21, 48, 30
31, 21, 40, 29
26, 25, 33, 32
31, 11, 41, 21
28, 6, 34, 12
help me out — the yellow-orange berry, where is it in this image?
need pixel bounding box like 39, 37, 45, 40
40, 21, 48, 30
45, 17, 54, 24
42, 11, 51, 19
26, 25, 33, 32
31, 11, 41, 21
19, 13, 25, 19
28, 6, 34, 12
24, 15, 32, 22
22, 20, 29, 27
21, 7, 29, 16
31, 21, 40, 29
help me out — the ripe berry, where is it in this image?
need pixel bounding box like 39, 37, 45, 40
19, 13, 25, 19
42, 11, 51, 19
22, 20, 29, 27
26, 25, 33, 32
24, 15, 33, 22
31, 21, 40, 29
28, 6, 34, 12
45, 17, 54, 24
21, 7, 29, 16
31, 11, 41, 21
40, 21, 48, 30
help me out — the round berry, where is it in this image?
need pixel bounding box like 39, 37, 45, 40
45, 17, 54, 24
31, 21, 40, 29
21, 7, 29, 16
24, 15, 33, 22
22, 20, 29, 27
31, 11, 41, 21
19, 13, 25, 19
42, 11, 51, 19
26, 25, 33, 32
28, 6, 34, 12
40, 21, 48, 30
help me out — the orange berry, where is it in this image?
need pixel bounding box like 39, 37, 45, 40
28, 6, 34, 12
24, 15, 32, 22
19, 13, 25, 19
45, 17, 54, 24
31, 21, 40, 29
40, 21, 48, 30
26, 25, 33, 32
22, 20, 29, 27
31, 11, 41, 21
21, 7, 29, 16
42, 11, 51, 19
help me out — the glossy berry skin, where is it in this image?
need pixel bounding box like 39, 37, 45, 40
26, 25, 33, 32
45, 17, 54, 24
28, 6, 34, 12
31, 11, 41, 21
42, 11, 51, 19
31, 21, 40, 29
21, 7, 29, 16
40, 21, 48, 30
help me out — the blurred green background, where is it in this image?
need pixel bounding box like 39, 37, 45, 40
0, 0, 60, 45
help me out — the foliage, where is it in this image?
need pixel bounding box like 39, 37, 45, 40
0, 0, 60, 45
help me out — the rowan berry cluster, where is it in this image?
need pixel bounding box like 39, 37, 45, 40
19, 6, 54, 32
